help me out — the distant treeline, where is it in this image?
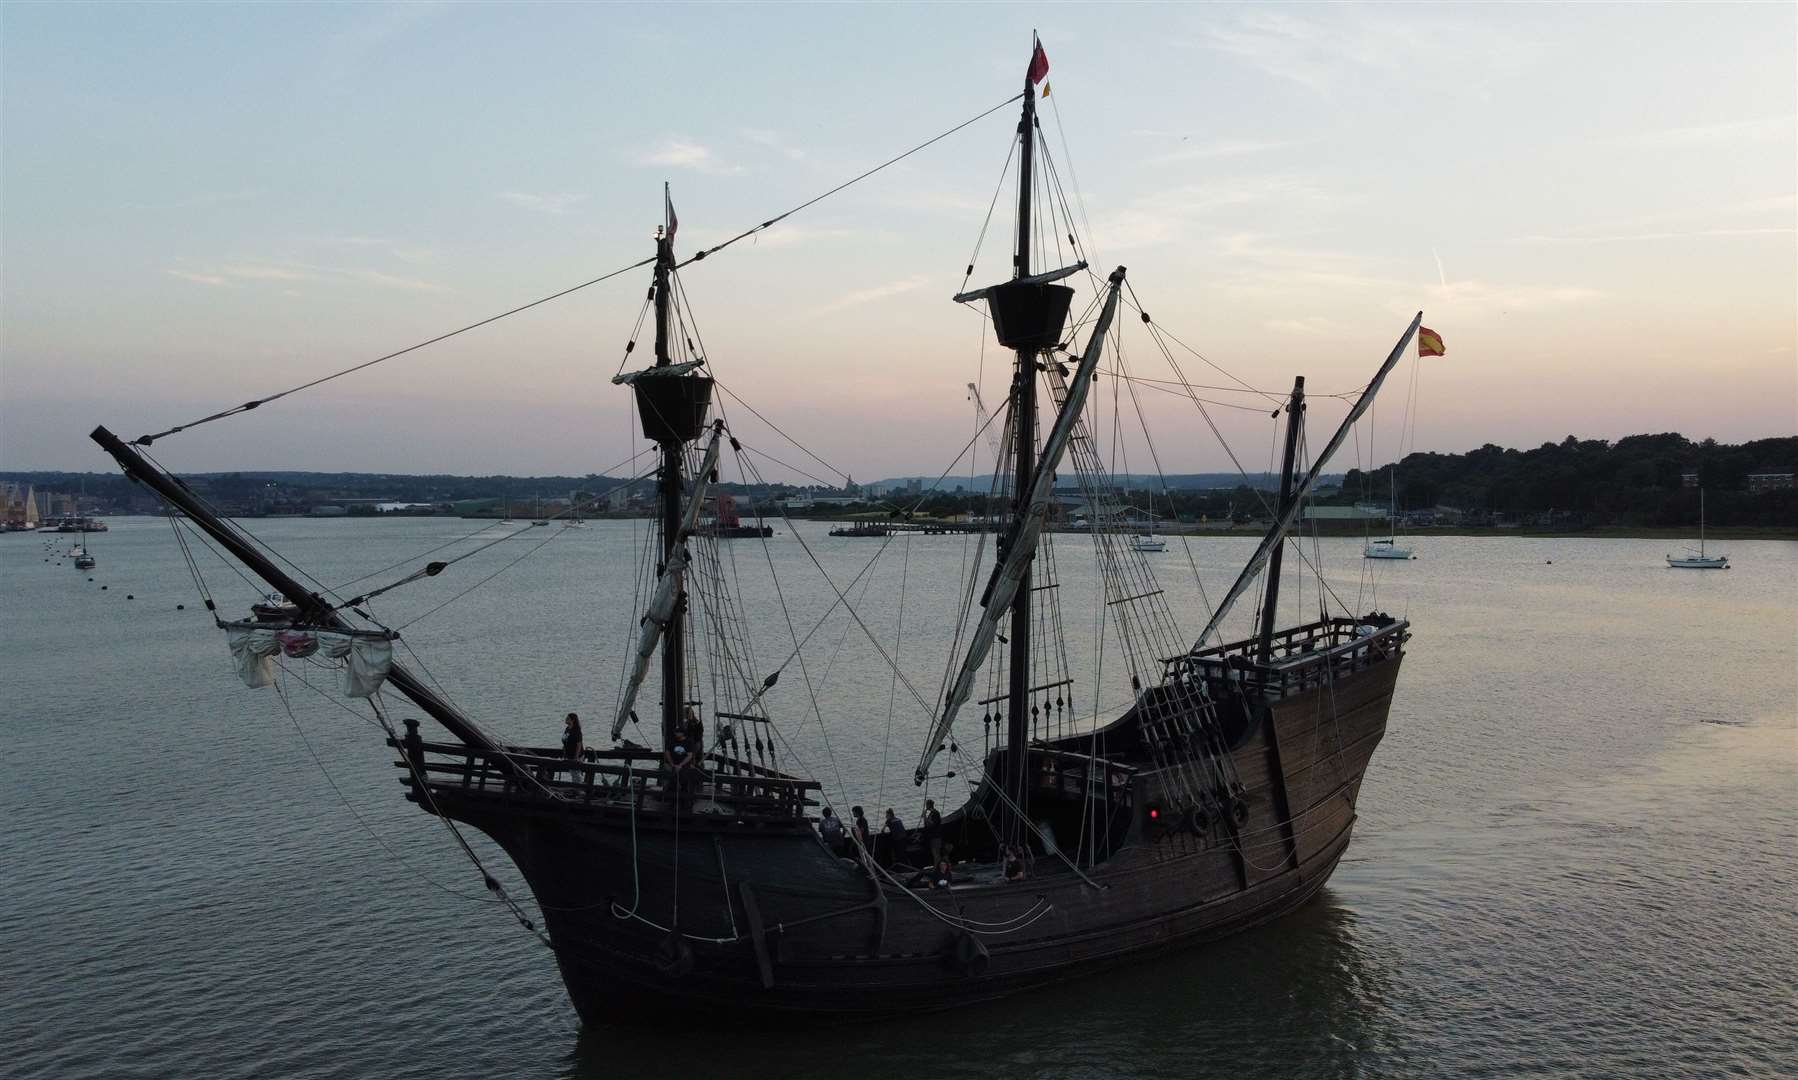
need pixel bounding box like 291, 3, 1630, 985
6, 433, 1793, 526
1340, 434, 1797, 527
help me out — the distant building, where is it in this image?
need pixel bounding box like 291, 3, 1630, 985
1303, 506, 1386, 521
1681, 471, 1698, 488
310, 505, 348, 517
1747, 471, 1794, 493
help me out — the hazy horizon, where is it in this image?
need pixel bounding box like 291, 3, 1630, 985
4, 3, 1794, 484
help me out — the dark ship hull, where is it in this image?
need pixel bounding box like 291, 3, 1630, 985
401, 618, 1403, 1021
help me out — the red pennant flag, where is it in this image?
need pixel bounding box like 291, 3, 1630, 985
1417, 326, 1445, 357
665, 187, 678, 243
1027, 42, 1050, 85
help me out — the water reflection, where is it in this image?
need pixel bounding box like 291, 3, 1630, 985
563, 890, 1397, 1080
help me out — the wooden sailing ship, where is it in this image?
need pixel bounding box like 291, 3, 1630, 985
90, 42, 1422, 1022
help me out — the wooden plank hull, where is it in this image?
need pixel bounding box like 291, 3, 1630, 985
423, 653, 1402, 1020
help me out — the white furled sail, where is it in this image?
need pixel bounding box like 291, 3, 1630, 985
611, 423, 725, 740
913, 268, 1126, 785
225, 625, 395, 697
1189, 313, 1423, 652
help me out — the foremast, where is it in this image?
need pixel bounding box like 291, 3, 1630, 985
614, 185, 716, 754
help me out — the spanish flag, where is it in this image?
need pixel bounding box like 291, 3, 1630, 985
1418, 326, 1445, 357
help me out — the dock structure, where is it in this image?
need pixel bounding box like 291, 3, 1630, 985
827, 519, 994, 537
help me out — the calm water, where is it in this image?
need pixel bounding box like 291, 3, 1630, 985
2, 518, 1793, 1079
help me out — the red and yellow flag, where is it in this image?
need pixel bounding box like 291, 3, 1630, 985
1417, 326, 1445, 357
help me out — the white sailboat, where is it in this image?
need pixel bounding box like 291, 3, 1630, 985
1668, 488, 1727, 568
1130, 507, 1166, 552
563, 488, 587, 528
1364, 466, 1414, 559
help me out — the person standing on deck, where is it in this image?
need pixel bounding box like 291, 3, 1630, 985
880, 808, 906, 868
561, 713, 584, 782
921, 798, 943, 865
850, 806, 872, 854
819, 807, 845, 855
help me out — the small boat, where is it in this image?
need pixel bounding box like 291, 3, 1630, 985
1130, 507, 1166, 551
705, 494, 773, 538
1363, 538, 1413, 560
1364, 465, 1414, 559
829, 523, 890, 537
563, 489, 588, 528
74, 551, 96, 570
1668, 489, 1727, 569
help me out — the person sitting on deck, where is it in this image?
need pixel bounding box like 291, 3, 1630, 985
930, 859, 954, 890
683, 706, 705, 761
819, 807, 845, 854
1003, 845, 1027, 882
560, 712, 584, 781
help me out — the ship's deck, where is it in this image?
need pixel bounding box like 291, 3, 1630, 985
1178, 615, 1409, 700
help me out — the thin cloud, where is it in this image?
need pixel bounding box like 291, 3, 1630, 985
1512, 227, 1795, 245
499, 191, 586, 215
161, 259, 445, 292
809, 274, 930, 317
633, 137, 742, 175
1149, 138, 1301, 164
164, 269, 229, 286
1612, 116, 1794, 150
739, 127, 806, 161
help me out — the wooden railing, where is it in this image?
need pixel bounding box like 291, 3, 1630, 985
386, 733, 821, 820
1175, 616, 1408, 700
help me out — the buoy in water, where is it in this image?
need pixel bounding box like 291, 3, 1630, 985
126, 594, 134, 600
177, 604, 185, 610
101, 585, 108, 590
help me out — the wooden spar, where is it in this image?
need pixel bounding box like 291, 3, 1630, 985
87, 425, 527, 782
1188, 313, 1423, 653
1257, 376, 1305, 665
653, 185, 685, 754
1005, 49, 1040, 828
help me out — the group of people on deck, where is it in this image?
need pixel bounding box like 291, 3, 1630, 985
817, 799, 1026, 888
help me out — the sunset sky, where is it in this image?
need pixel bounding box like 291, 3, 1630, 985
3, 3, 1793, 482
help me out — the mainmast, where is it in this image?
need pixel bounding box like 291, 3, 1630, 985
1004, 41, 1043, 829
1258, 377, 1305, 664
652, 186, 685, 754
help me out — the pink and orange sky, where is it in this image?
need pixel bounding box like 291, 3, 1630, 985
3, 3, 1793, 481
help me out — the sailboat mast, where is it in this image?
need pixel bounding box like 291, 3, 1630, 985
1258, 376, 1306, 664
653, 187, 685, 752
1004, 51, 1040, 824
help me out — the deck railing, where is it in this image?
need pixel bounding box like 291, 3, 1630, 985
386, 733, 821, 820
1175, 616, 1408, 700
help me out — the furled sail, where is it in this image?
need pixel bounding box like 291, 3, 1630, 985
914, 267, 1126, 784
225, 624, 395, 698
1187, 313, 1423, 652
611, 423, 725, 740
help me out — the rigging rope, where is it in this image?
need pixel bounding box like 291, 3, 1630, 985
677, 93, 1025, 271
131, 256, 657, 446
131, 94, 1023, 448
